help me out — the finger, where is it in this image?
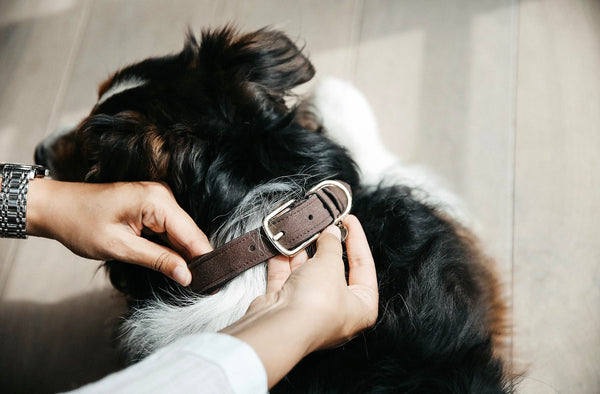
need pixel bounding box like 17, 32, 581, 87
140, 185, 213, 258
164, 203, 213, 256
313, 225, 343, 262
119, 234, 192, 286
267, 255, 292, 293
290, 250, 309, 271
344, 215, 378, 291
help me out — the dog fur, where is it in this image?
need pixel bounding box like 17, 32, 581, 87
36, 27, 513, 393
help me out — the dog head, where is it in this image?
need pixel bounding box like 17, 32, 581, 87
36, 27, 359, 298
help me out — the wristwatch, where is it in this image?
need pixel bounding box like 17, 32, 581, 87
0, 163, 49, 239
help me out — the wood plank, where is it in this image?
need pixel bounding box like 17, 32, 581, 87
0, 239, 18, 296
355, 0, 517, 308
514, 0, 600, 392
355, 2, 519, 383
0, 287, 127, 393
2, 238, 111, 301
0, 0, 86, 161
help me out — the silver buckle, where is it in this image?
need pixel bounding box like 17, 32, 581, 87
307, 180, 352, 225
262, 180, 352, 257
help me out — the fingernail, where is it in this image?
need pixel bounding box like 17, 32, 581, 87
323, 225, 341, 240
173, 265, 191, 286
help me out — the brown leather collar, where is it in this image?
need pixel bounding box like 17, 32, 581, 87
187, 180, 352, 294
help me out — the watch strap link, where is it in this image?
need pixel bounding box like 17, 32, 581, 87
0, 164, 46, 239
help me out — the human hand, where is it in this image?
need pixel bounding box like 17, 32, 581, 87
26, 179, 212, 285
262, 214, 379, 349
221, 215, 378, 387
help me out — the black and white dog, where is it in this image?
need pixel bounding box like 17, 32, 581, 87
36, 27, 512, 392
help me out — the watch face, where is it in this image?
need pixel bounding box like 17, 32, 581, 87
0, 163, 48, 177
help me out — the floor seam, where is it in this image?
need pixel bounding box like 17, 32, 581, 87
43, 0, 93, 137
508, 0, 522, 383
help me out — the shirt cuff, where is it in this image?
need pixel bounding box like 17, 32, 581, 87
68, 332, 267, 394
180, 332, 268, 394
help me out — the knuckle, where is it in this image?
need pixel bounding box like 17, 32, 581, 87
152, 252, 172, 273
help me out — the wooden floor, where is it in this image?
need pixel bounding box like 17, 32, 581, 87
1, 0, 599, 392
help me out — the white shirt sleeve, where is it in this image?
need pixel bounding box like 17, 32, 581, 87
68, 333, 267, 394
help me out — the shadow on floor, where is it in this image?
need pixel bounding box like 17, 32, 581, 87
0, 288, 127, 393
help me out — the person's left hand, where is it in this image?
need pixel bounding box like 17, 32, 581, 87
259, 215, 379, 350
27, 180, 212, 285
221, 215, 378, 388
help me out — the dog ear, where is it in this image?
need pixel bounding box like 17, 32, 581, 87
194, 27, 315, 120
229, 28, 315, 92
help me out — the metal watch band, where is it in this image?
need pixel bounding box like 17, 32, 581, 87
0, 163, 48, 239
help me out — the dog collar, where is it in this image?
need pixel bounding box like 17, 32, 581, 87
187, 180, 352, 294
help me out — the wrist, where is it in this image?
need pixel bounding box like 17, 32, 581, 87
25, 178, 47, 237
26, 178, 80, 240
26, 180, 98, 250
220, 293, 321, 388
25, 178, 67, 239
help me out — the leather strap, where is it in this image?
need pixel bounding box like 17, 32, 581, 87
188, 180, 351, 294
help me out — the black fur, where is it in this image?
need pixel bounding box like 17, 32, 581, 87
274, 186, 508, 393
36, 26, 512, 392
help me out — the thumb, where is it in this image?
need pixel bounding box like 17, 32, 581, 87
313, 225, 343, 261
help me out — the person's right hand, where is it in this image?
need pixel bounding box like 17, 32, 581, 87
27, 179, 212, 285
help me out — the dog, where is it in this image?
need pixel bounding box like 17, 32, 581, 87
36, 26, 513, 393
